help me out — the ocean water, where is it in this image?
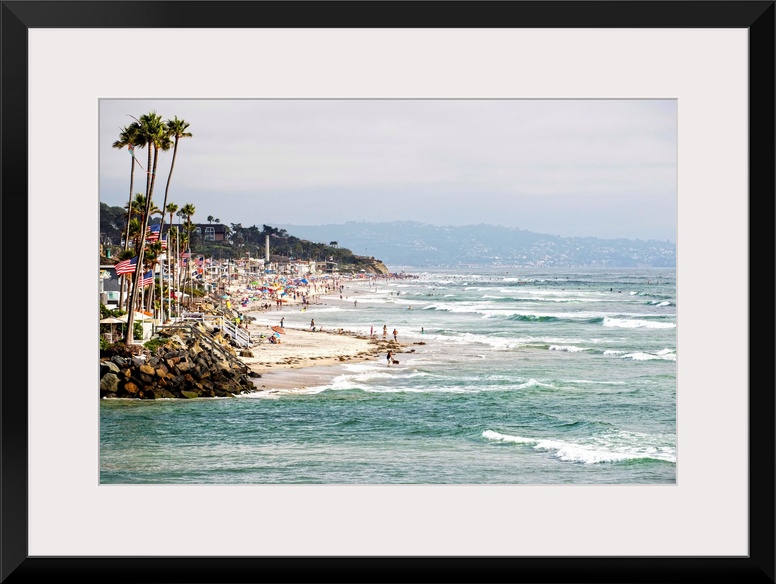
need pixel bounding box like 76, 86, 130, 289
100, 267, 676, 484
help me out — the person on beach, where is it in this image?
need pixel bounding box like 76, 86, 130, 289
280, 317, 284, 328
383, 325, 387, 337
354, 300, 357, 307
393, 328, 398, 341
310, 318, 315, 331
386, 350, 393, 366
370, 325, 374, 337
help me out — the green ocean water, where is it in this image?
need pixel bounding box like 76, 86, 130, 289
101, 267, 676, 484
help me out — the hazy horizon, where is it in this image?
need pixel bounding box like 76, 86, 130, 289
100, 99, 677, 243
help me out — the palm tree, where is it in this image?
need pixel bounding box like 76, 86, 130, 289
158, 117, 191, 241
113, 123, 145, 312
166, 224, 180, 317
126, 218, 142, 255
165, 202, 179, 260
176, 208, 187, 248
180, 203, 196, 249
124, 111, 169, 344
162, 202, 179, 319
125, 194, 160, 254
166, 203, 178, 230
112, 123, 145, 251
178, 203, 196, 307
207, 215, 214, 224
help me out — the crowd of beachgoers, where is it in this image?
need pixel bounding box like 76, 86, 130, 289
196, 272, 419, 391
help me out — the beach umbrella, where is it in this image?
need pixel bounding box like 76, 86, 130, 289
100, 316, 124, 341
271, 325, 285, 334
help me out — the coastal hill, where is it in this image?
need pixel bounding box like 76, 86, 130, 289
273, 221, 676, 268
100, 203, 391, 274
101, 203, 675, 270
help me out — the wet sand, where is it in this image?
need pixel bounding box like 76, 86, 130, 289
239, 322, 404, 391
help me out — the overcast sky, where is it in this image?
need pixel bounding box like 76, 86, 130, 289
99, 99, 676, 242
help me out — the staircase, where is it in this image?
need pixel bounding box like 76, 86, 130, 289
178, 313, 253, 348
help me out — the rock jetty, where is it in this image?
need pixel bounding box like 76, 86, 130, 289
99, 329, 260, 400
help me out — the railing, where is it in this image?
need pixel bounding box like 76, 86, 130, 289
178, 313, 252, 348
220, 318, 252, 348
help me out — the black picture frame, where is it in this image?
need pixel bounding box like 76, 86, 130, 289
2, 2, 773, 582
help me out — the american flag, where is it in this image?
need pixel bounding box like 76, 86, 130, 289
114, 256, 138, 276
179, 249, 191, 259
141, 270, 154, 288
146, 224, 160, 243
160, 235, 167, 249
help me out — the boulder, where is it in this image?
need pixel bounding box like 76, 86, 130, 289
100, 361, 120, 375
100, 373, 120, 393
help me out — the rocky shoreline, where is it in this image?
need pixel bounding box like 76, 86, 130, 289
99, 326, 261, 399
100, 315, 422, 400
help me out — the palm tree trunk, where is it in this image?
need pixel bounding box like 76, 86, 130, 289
157, 141, 180, 322
124, 146, 160, 344
123, 158, 135, 252
159, 139, 179, 242
118, 157, 136, 311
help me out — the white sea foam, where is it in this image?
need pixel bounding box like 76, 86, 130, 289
620, 351, 676, 361
548, 345, 588, 352
423, 301, 494, 314
431, 331, 530, 350
482, 430, 676, 464
603, 317, 676, 329
482, 430, 535, 444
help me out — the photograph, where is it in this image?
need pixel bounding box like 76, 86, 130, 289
98, 98, 678, 486
5, 0, 773, 582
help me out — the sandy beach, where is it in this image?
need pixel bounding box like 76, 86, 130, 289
235, 285, 409, 391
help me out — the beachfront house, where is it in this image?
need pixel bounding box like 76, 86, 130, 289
162, 222, 228, 243
246, 258, 265, 279
99, 264, 121, 308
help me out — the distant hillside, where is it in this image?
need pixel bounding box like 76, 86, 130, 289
273, 221, 676, 268
99, 203, 391, 274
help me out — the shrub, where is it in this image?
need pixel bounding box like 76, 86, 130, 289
102, 342, 145, 359
144, 337, 171, 352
